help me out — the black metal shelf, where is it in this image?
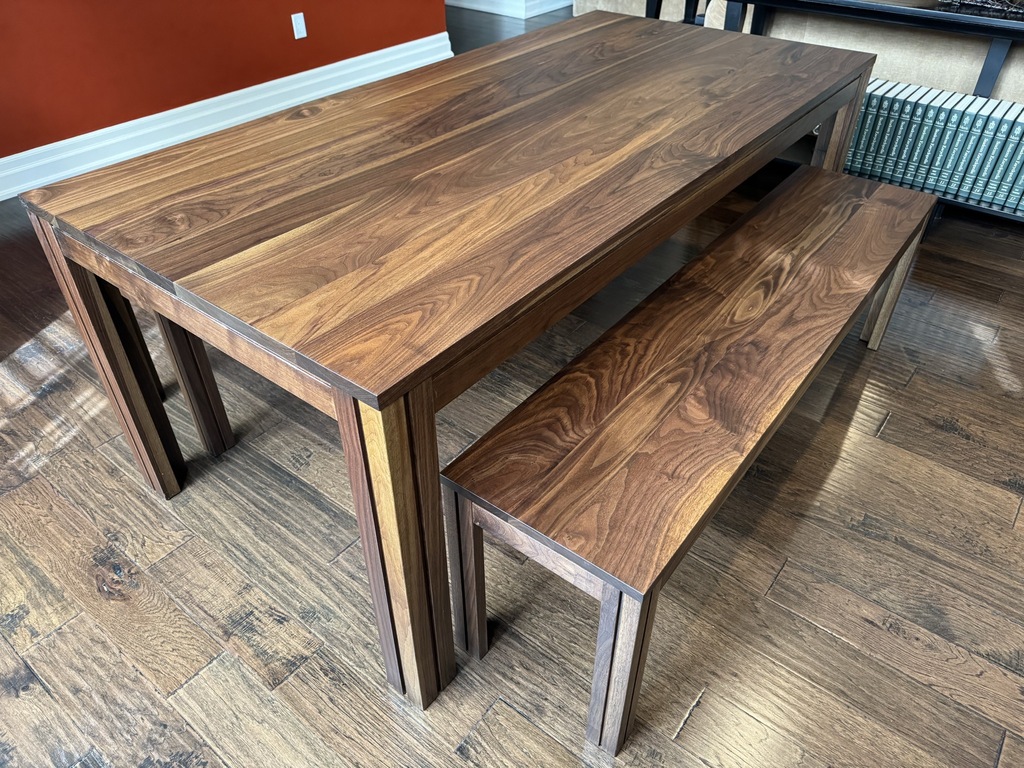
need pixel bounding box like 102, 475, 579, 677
713, 0, 1024, 222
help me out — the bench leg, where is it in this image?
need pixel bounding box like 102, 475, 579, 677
156, 315, 235, 456
861, 231, 922, 350
587, 584, 658, 755
445, 490, 488, 659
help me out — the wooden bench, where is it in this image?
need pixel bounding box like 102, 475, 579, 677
440, 166, 935, 754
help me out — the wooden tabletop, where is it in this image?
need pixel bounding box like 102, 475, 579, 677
22, 12, 874, 409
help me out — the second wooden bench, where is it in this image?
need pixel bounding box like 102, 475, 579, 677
440, 165, 935, 755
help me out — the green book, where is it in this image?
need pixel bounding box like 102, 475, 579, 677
863, 82, 905, 180
914, 91, 959, 190
1003, 145, 1024, 211
849, 79, 890, 176
954, 98, 1003, 201
969, 100, 1019, 204
903, 89, 947, 189
935, 95, 985, 196
892, 86, 936, 186
868, 83, 916, 181
987, 105, 1024, 207
882, 85, 929, 184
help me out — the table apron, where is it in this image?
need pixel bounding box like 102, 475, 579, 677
54, 230, 337, 416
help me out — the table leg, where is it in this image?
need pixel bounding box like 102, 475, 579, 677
157, 316, 235, 456
118, 300, 166, 402
335, 382, 455, 707
813, 71, 871, 172
28, 213, 186, 498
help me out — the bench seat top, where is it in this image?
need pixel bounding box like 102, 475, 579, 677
442, 166, 934, 597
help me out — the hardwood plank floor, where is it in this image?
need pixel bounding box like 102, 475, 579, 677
2, 7, 1024, 766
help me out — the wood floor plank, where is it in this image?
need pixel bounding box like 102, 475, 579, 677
686, 524, 786, 596
889, 282, 1000, 342
740, 415, 1024, 601
715, 494, 1024, 678
473, 531, 957, 768
0, 526, 80, 653
0, 331, 119, 451
661, 558, 1003, 766
674, 687, 828, 768
455, 698, 577, 767
1000, 733, 1024, 767
244, 416, 354, 515
644, 603, 956, 768
68, 748, 111, 768
276, 647, 464, 766
788, 329, 913, 434
879, 368, 1024, 495
0, 331, 117, 490
168, 653, 349, 768
768, 562, 1024, 734
100, 435, 359, 564
149, 537, 324, 689
22, 614, 226, 768
41, 439, 194, 568
0, 635, 92, 768
0, 478, 219, 694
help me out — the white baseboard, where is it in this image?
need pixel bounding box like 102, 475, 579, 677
445, 0, 571, 19
0, 32, 453, 201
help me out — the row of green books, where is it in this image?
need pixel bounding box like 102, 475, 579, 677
844, 78, 1024, 213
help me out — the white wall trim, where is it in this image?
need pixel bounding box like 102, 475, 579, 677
0, 32, 453, 201
444, 0, 571, 20
526, 0, 574, 16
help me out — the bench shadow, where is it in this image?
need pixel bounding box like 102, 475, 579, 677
642, 320, 886, 737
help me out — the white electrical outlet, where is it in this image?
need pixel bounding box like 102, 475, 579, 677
291, 12, 307, 39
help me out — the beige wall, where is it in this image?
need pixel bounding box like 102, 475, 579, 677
575, 0, 1024, 100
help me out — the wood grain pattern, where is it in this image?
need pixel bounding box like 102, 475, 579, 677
673, 687, 829, 768
0, 528, 80, 652
4, 10, 1023, 762
878, 368, 1024, 495
643, 569, 966, 768
167, 653, 348, 767
1000, 733, 1024, 768
22, 15, 874, 409
591, 586, 657, 752
334, 392, 403, 693
351, 385, 451, 706
22, 614, 225, 767
444, 166, 934, 595
0, 478, 219, 694
55, 231, 337, 417
456, 699, 578, 767
40, 439, 193, 568
767, 562, 1024, 733
720, 467, 1024, 680
0, 635, 91, 768
814, 70, 871, 172
276, 648, 464, 767
148, 537, 324, 689
0, 330, 120, 457
20, 14, 874, 706
449, 492, 489, 658
28, 213, 185, 497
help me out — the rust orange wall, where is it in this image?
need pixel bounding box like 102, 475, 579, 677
2, 1, 446, 157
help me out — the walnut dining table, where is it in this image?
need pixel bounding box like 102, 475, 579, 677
21, 12, 874, 708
